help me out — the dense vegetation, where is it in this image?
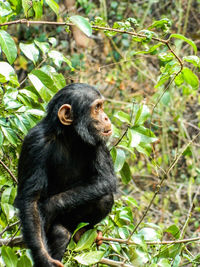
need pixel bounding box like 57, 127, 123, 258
0, 0, 200, 266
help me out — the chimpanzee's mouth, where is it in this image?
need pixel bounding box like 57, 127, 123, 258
102, 129, 112, 136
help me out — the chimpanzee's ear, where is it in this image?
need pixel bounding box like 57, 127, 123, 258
58, 104, 73, 125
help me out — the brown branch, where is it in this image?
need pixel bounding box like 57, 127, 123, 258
1, 234, 200, 249
0, 19, 167, 44
102, 236, 200, 245
0, 159, 18, 184
0, 220, 20, 237
100, 258, 133, 267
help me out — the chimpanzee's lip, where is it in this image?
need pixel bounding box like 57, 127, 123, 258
102, 129, 112, 136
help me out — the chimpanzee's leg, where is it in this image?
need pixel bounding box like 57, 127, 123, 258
62, 194, 114, 234
46, 224, 71, 261
45, 193, 114, 258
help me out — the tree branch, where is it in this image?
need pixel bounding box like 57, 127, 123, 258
0, 159, 18, 184
100, 258, 133, 267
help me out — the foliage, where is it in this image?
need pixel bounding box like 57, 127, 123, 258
0, 0, 200, 266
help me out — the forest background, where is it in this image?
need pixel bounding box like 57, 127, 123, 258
0, 0, 200, 266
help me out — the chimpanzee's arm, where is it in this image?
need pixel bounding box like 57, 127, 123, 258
44, 173, 116, 220
16, 168, 63, 267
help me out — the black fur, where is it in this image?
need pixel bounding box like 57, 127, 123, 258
15, 83, 116, 267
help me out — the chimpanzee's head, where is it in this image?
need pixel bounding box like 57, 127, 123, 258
46, 83, 112, 145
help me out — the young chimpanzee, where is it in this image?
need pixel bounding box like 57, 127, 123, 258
15, 83, 116, 267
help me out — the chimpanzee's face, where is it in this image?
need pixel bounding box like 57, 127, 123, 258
57, 84, 112, 145
90, 98, 112, 141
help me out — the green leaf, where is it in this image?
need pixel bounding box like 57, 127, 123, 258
158, 52, 174, 62
183, 55, 200, 67
1, 246, 18, 267
1, 126, 18, 146
74, 251, 104, 265
161, 91, 170, 106
136, 142, 152, 156
157, 258, 171, 267
74, 229, 97, 251
120, 161, 132, 184
0, 118, 8, 127
0, 1, 12, 17
17, 255, 32, 267
118, 208, 132, 223
28, 73, 52, 102
4, 100, 22, 110
148, 18, 171, 30
131, 126, 157, 144
0, 131, 3, 146
13, 115, 28, 134
51, 73, 67, 89
48, 50, 74, 69
138, 30, 156, 41
182, 67, 199, 89
127, 129, 141, 147
33, 0, 43, 19
155, 73, 170, 88
138, 227, 160, 241
170, 34, 197, 54
31, 69, 58, 92
72, 222, 89, 238
34, 40, 50, 54
114, 148, 126, 172
20, 89, 39, 102
0, 62, 19, 85
134, 105, 150, 125
114, 110, 131, 124
174, 72, 184, 86
0, 30, 17, 64
19, 43, 39, 65
165, 225, 180, 239
1, 187, 16, 204
1, 203, 16, 220
26, 109, 45, 117
122, 195, 138, 208
70, 15, 92, 37
48, 37, 57, 47
168, 244, 182, 258
45, 0, 59, 16
22, 0, 34, 17
8, 0, 22, 14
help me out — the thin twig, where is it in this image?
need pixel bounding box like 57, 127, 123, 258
0, 220, 20, 237
100, 258, 133, 267
127, 131, 200, 241
112, 101, 135, 148
6, 223, 21, 246
0, 159, 18, 184
180, 186, 200, 238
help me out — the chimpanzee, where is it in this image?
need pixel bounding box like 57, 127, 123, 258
15, 83, 116, 267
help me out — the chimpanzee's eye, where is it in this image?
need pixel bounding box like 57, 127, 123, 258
95, 103, 101, 110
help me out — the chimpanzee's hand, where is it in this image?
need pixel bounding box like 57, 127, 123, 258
51, 259, 64, 267
34, 258, 64, 267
